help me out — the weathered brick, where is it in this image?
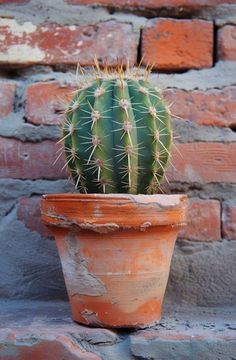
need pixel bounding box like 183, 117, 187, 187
180, 198, 221, 241
0, 137, 67, 179
17, 196, 51, 237
66, 0, 236, 9
0, 336, 101, 360
218, 25, 236, 61
25, 82, 74, 125
142, 19, 213, 70
0, 81, 16, 119
1, 139, 235, 184
164, 86, 236, 128
0, 19, 137, 65
222, 201, 236, 240
169, 143, 236, 183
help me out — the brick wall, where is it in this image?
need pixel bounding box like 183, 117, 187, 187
0, 0, 236, 305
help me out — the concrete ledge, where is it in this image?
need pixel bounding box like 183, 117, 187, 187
0, 300, 236, 359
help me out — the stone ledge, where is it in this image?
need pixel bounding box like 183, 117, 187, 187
0, 300, 236, 359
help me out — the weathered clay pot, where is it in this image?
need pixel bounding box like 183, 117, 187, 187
41, 193, 187, 328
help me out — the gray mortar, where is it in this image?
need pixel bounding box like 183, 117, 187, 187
168, 182, 236, 201
173, 119, 236, 144
3, 60, 236, 90
23, 61, 236, 90
1, 115, 236, 144
153, 61, 236, 91
0, 179, 74, 200
0, 114, 61, 142
1, 179, 236, 203
200, 4, 236, 26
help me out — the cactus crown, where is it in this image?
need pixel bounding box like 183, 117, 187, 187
61, 64, 172, 194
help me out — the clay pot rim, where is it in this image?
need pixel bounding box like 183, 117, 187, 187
41, 193, 188, 232
42, 193, 186, 203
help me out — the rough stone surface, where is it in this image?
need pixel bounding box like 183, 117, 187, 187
218, 25, 236, 60
0, 300, 236, 360
222, 201, 236, 240
0, 81, 16, 119
0, 19, 137, 65
142, 19, 213, 70
164, 86, 236, 127
25, 81, 74, 125
180, 198, 221, 241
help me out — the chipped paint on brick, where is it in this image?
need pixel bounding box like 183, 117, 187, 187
0, 44, 45, 63
0, 19, 36, 37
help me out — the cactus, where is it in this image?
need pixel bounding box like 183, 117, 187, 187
61, 65, 172, 194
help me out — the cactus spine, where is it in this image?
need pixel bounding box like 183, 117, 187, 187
61, 66, 172, 194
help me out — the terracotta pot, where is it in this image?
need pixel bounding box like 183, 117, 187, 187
41, 193, 187, 328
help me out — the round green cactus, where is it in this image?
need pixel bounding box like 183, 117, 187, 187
61, 66, 172, 194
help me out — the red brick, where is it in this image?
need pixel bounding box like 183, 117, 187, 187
222, 201, 236, 240
142, 19, 213, 70
164, 86, 236, 128
0, 337, 101, 360
66, 0, 235, 9
0, 137, 67, 179
0, 19, 137, 66
218, 25, 236, 61
1, 139, 235, 184
180, 198, 221, 241
0, 81, 16, 119
25, 82, 74, 126
168, 142, 236, 183
17, 196, 51, 237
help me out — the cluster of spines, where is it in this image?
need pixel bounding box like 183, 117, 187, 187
57, 64, 173, 194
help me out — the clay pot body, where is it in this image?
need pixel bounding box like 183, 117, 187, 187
41, 194, 187, 328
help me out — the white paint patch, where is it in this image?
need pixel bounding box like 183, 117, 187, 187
0, 34, 5, 41
69, 25, 76, 31
0, 19, 36, 37
77, 40, 83, 47
107, 33, 113, 38
0, 44, 45, 63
